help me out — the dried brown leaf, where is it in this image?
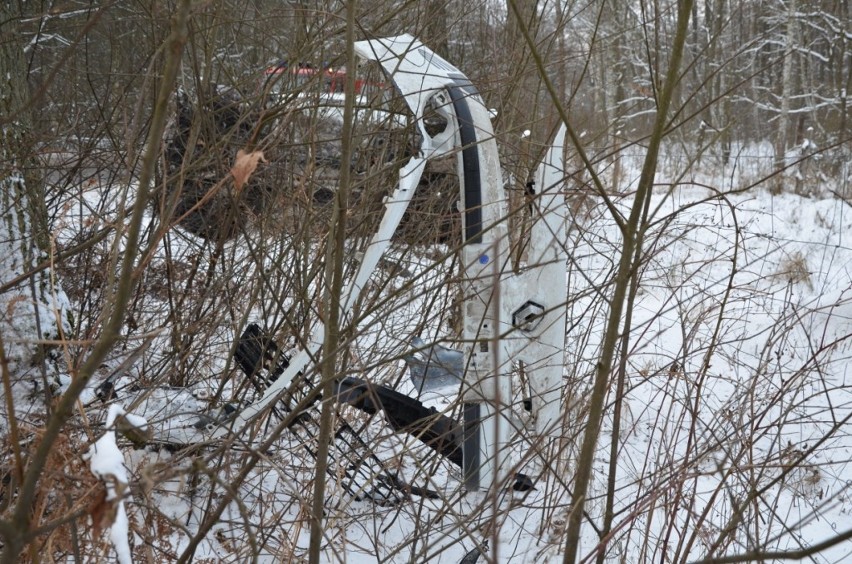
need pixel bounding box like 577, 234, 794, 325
230, 149, 267, 192
88, 486, 114, 540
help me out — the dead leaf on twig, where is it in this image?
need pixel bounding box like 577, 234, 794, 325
230, 149, 267, 192
89, 486, 115, 540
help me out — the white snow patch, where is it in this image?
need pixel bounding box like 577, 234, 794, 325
86, 404, 145, 564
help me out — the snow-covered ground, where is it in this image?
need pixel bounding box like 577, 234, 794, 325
567, 186, 852, 563
4, 141, 852, 563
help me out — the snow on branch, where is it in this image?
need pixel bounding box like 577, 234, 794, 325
86, 404, 147, 564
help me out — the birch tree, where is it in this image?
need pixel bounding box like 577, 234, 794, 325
0, 0, 65, 395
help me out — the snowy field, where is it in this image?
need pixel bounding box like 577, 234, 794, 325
7, 142, 852, 563
567, 184, 852, 563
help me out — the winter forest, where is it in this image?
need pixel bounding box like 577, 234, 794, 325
1, 0, 852, 562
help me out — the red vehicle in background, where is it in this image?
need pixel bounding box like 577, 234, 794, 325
263, 62, 347, 93
262, 62, 390, 106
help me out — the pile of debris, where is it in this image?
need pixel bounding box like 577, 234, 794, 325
156, 83, 459, 244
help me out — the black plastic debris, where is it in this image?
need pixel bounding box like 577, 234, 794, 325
459, 541, 488, 564
95, 379, 116, 402
234, 323, 291, 388
511, 472, 536, 492
335, 377, 463, 467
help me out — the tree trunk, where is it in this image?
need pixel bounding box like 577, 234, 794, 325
0, 1, 59, 380
1, 3, 49, 259
0, 0, 63, 553
773, 0, 797, 191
